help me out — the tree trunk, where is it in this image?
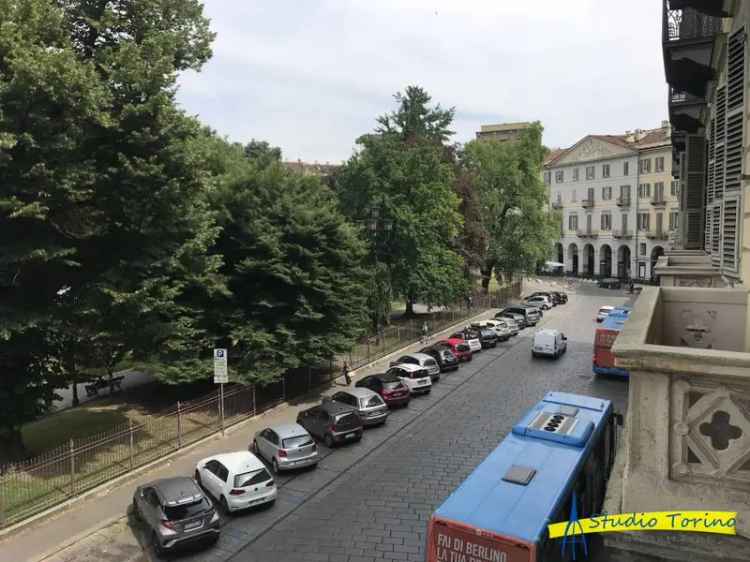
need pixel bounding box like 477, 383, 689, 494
108, 367, 114, 395
480, 261, 495, 294
404, 299, 416, 317
72, 378, 79, 407
0, 427, 27, 462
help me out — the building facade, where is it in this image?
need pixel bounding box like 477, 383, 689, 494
544, 125, 679, 281
475, 122, 531, 143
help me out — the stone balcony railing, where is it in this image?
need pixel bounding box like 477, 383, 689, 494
605, 286, 750, 561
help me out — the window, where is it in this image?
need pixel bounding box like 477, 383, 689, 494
573, 168, 580, 182
669, 211, 679, 230
586, 187, 595, 202
621, 213, 629, 232
640, 158, 651, 174
602, 164, 610, 178
640, 243, 647, 256
586, 166, 595, 180
656, 212, 664, 233
638, 183, 651, 198
638, 213, 650, 231
544, 171, 551, 185
568, 214, 578, 231
555, 170, 564, 183
555, 192, 562, 204
571, 189, 577, 202
602, 186, 612, 200
164, 498, 211, 521
600, 213, 612, 231
670, 180, 679, 197
655, 157, 664, 172
623, 161, 629, 176
283, 435, 313, 448
654, 182, 664, 201
620, 185, 631, 201
235, 468, 272, 488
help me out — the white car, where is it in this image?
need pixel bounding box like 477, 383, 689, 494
389, 352, 441, 381
525, 295, 552, 310
451, 329, 482, 353
473, 320, 512, 341
498, 317, 520, 336
531, 329, 568, 359
596, 305, 615, 323
386, 364, 432, 395
195, 451, 276, 513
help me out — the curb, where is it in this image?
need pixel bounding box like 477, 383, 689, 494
4, 306, 504, 562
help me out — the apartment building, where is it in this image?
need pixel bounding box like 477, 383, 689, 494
544, 124, 679, 280
475, 122, 531, 143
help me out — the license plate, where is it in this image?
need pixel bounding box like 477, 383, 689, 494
184, 521, 202, 531
345, 432, 356, 440
418, 379, 429, 384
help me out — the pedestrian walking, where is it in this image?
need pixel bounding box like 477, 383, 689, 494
420, 321, 429, 344
342, 361, 352, 385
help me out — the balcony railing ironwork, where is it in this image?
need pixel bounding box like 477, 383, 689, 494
552, 200, 563, 210
577, 228, 599, 238
613, 229, 633, 239
616, 196, 631, 207
663, 2, 723, 43
582, 198, 594, 209
651, 197, 667, 207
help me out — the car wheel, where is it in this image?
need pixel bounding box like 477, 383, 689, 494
425, 388, 432, 394
532, 351, 537, 358
272, 458, 280, 474
220, 496, 230, 515
151, 531, 164, 556
324, 433, 335, 448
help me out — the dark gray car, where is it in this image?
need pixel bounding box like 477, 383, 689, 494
296, 400, 363, 448
132, 477, 220, 555
329, 388, 389, 427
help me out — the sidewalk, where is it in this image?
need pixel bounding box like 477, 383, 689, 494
0, 307, 502, 562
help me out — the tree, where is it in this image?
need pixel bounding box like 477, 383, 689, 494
0, 0, 220, 449
244, 139, 282, 168
461, 123, 558, 290
337, 86, 466, 320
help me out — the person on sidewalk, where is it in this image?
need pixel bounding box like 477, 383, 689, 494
420, 321, 429, 344
342, 361, 352, 385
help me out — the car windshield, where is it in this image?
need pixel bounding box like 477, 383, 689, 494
163, 498, 210, 521
282, 435, 313, 448
234, 468, 272, 488
361, 395, 384, 408
383, 380, 402, 390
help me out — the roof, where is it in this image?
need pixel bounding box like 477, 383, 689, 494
544, 148, 567, 166
535, 328, 560, 337
335, 387, 377, 399
269, 423, 308, 439
433, 392, 612, 543
479, 122, 531, 133
388, 362, 424, 372
601, 307, 632, 331
206, 451, 265, 473
319, 399, 357, 414
151, 477, 203, 504
396, 352, 433, 362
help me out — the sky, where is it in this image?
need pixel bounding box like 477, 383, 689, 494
176, 0, 668, 164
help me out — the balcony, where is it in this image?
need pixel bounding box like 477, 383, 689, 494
651, 195, 667, 207
612, 228, 633, 239
662, 1, 722, 97
576, 228, 598, 238
581, 198, 594, 209
616, 195, 631, 207
646, 229, 670, 240
551, 200, 563, 210
667, 0, 731, 17
669, 87, 707, 134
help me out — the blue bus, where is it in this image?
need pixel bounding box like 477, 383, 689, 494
426, 392, 617, 562
593, 307, 631, 378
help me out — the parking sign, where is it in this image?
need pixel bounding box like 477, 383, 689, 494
213, 348, 228, 383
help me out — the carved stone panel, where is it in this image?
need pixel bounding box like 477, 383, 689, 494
670, 376, 750, 490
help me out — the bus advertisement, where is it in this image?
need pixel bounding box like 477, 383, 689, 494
592, 306, 631, 378
426, 392, 616, 562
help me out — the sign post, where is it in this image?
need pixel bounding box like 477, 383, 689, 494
213, 348, 228, 435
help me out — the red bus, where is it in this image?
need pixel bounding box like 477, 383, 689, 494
592, 307, 630, 377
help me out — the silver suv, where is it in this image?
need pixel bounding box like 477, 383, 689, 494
329, 388, 389, 427
132, 477, 220, 555
252, 423, 319, 473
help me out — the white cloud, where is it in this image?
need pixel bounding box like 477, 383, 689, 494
176, 0, 667, 162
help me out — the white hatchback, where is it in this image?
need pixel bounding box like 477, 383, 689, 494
195, 451, 276, 513
386, 364, 432, 395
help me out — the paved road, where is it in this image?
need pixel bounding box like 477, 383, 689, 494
186, 283, 630, 562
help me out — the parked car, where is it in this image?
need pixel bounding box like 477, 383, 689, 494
251, 423, 318, 473
195, 451, 276, 512
355, 372, 411, 407
524, 295, 552, 310
527, 291, 559, 306
419, 344, 460, 372
472, 320, 511, 341
389, 352, 441, 382
450, 328, 482, 353
477, 327, 499, 348
596, 305, 615, 323
551, 291, 568, 304
520, 303, 544, 318
296, 401, 363, 448
386, 364, 432, 395
437, 338, 473, 362
501, 305, 540, 326
598, 278, 622, 289
531, 329, 568, 359
328, 388, 389, 427
495, 310, 527, 329
495, 318, 519, 337
132, 477, 221, 555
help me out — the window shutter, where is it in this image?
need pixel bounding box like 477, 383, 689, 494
683, 134, 706, 249
714, 87, 726, 202
706, 117, 715, 204
727, 30, 745, 111
711, 205, 721, 268
721, 197, 740, 273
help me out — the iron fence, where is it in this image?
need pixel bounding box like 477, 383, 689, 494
0, 283, 519, 529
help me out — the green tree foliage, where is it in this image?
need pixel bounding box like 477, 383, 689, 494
337, 86, 466, 321
244, 139, 282, 168
0, 0, 220, 453
461, 123, 558, 289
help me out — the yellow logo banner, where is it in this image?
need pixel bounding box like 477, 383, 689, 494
548, 511, 737, 538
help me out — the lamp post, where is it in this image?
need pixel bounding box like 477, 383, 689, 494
357, 200, 393, 343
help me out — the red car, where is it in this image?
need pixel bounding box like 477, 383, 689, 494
437, 338, 473, 362
355, 372, 411, 408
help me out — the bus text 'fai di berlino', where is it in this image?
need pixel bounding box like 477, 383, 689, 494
426, 391, 619, 562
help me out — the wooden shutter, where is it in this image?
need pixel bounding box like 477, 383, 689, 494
722, 197, 740, 273
714, 87, 726, 202
683, 135, 706, 249
711, 205, 721, 268
706, 117, 715, 204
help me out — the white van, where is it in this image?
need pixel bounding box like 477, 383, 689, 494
531, 329, 567, 359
